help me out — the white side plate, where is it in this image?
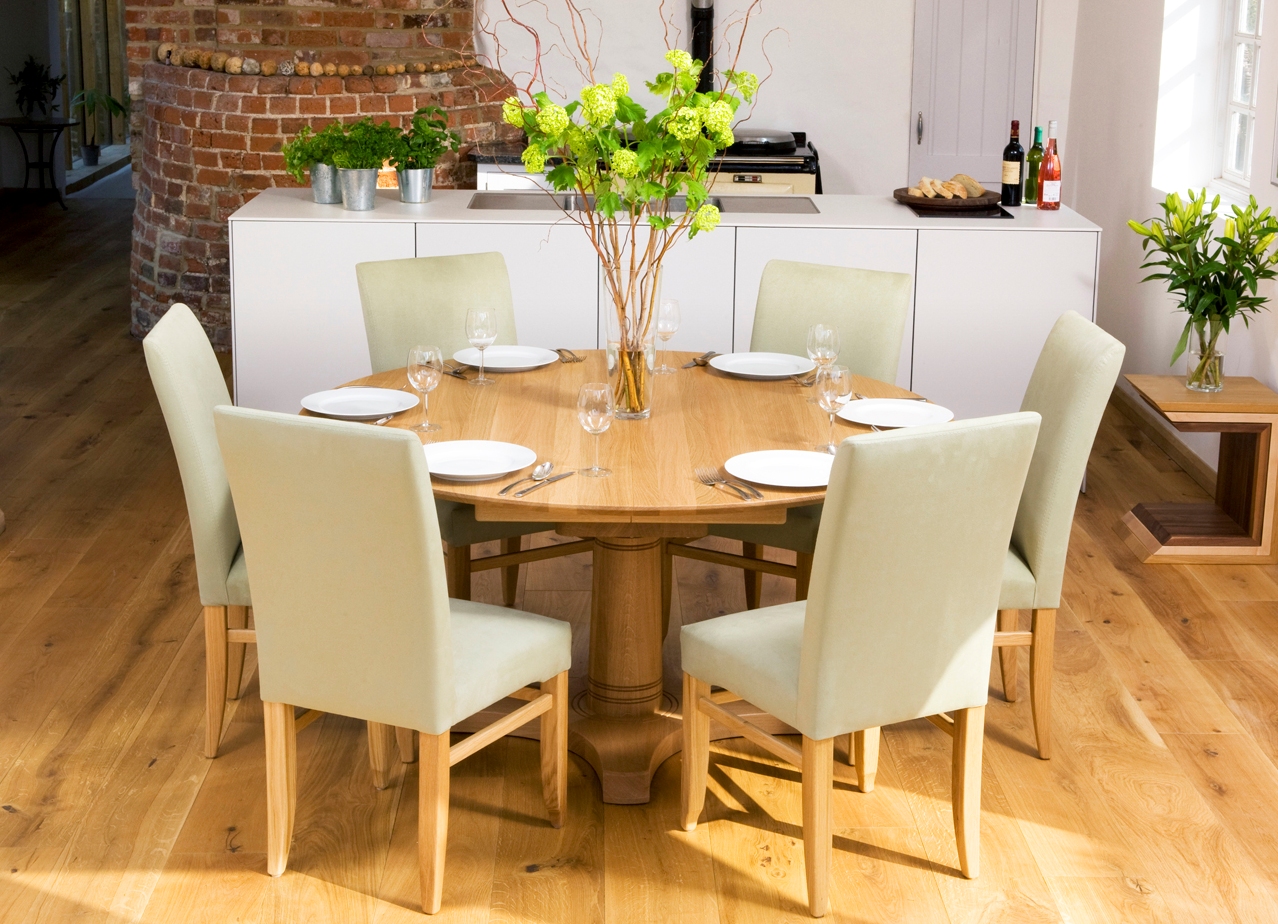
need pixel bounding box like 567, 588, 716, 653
837, 398, 954, 429
300, 388, 419, 421
423, 440, 537, 482
453, 345, 561, 372
708, 352, 816, 380
724, 450, 834, 488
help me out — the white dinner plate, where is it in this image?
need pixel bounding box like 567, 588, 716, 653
452, 345, 560, 372
422, 440, 537, 482
837, 398, 954, 429
300, 387, 418, 421
724, 450, 834, 489
708, 352, 816, 380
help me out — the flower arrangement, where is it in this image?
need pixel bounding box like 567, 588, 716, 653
8, 56, 65, 120
1129, 189, 1278, 391
391, 107, 462, 172
329, 118, 401, 170
282, 121, 347, 183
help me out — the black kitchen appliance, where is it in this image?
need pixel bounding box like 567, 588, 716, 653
710, 129, 823, 194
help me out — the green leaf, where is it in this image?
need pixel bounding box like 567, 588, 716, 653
1171, 318, 1192, 365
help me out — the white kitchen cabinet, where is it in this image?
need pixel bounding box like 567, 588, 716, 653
733, 228, 920, 389
416, 222, 598, 351
231, 220, 415, 412
912, 229, 1098, 419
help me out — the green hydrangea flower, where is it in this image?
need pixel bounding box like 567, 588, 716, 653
704, 100, 733, 135
535, 103, 569, 137
580, 84, 618, 127
665, 49, 694, 72
692, 202, 720, 233
611, 73, 629, 97
502, 97, 525, 127
712, 128, 734, 149
732, 71, 759, 101
610, 149, 639, 179
521, 145, 546, 174
667, 106, 702, 141
566, 125, 592, 158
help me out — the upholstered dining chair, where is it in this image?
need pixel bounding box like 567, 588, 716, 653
214, 406, 571, 915
680, 412, 1040, 917
355, 252, 586, 605
667, 259, 914, 609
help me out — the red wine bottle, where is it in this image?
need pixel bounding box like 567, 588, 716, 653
1001, 120, 1024, 207
1037, 120, 1061, 211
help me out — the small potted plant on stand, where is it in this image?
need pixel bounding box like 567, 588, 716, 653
390, 107, 461, 203
331, 118, 400, 211
70, 87, 127, 166
7, 56, 65, 121
1129, 190, 1278, 391
282, 121, 346, 204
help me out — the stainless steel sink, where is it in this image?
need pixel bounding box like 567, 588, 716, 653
466, 190, 818, 214
715, 195, 820, 214
467, 191, 568, 210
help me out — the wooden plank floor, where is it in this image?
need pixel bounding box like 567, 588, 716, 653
3, 200, 1278, 923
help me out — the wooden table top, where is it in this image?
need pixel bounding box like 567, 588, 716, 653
1127, 374, 1278, 416
339, 350, 919, 525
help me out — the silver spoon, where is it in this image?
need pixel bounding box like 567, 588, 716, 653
499, 460, 553, 496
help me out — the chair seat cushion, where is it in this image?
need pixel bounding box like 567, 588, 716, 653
436, 500, 553, 548
708, 503, 823, 554
225, 544, 252, 608
680, 602, 805, 731
999, 547, 1036, 610
451, 599, 572, 724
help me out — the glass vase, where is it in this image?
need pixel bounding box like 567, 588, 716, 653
606, 308, 656, 420
1186, 324, 1224, 393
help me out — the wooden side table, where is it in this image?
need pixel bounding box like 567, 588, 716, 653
1123, 374, 1278, 564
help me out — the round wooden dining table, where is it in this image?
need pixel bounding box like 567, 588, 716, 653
342, 350, 920, 803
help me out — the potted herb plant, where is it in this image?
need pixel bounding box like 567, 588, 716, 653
70, 87, 127, 166
1129, 190, 1278, 392
282, 122, 347, 204
330, 118, 400, 211
7, 56, 65, 121
390, 107, 461, 203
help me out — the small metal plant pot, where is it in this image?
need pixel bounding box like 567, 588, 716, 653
309, 163, 341, 204
339, 168, 379, 211
397, 167, 434, 203
81, 144, 100, 166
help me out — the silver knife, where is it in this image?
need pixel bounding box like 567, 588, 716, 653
513, 471, 576, 497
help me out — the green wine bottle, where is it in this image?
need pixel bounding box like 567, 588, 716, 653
1024, 126, 1044, 205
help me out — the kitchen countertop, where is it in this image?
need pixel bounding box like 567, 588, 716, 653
229, 188, 1100, 233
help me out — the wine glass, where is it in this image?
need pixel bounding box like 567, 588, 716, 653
655, 297, 681, 375
578, 382, 613, 477
406, 345, 443, 435
806, 324, 840, 403
465, 306, 498, 386
814, 364, 852, 454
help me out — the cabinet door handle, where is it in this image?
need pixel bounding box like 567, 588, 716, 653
917, 111, 924, 145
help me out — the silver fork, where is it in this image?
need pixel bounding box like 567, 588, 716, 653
695, 466, 757, 500
555, 348, 584, 363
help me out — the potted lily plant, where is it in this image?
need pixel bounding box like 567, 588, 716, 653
282, 121, 347, 204
8, 56, 64, 121
391, 106, 461, 203
70, 87, 128, 166
1129, 190, 1278, 392
330, 118, 401, 211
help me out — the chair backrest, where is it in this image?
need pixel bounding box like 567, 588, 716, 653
213, 406, 454, 733
796, 413, 1040, 740
1015, 311, 1125, 609
750, 259, 913, 383
356, 252, 519, 373
142, 303, 241, 606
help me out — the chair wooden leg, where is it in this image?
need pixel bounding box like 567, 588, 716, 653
396, 727, 418, 763
203, 605, 228, 759
802, 735, 834, 917
742, 543, 764, 610
419, 730, 451, 915
952, 705, 984, 880
854, 727, 880, 793
225, 605, 249, 700
1029, 608, 1056, 760
368, 722, 396, 790
997, 609, 1020, 702
540, 671, 569, 828
501, 536, 520, 606
795, 552, 814, 601
263, 701, 297, 878
445, 545, 472, 601
680, 673, 712, 831
661, 541, 673, 640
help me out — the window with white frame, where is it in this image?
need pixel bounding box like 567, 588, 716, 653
1224, 0, 1263, 183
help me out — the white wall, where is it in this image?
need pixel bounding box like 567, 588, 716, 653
0, 0, 66, 189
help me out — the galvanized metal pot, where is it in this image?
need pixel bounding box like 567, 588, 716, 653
310, 163, 342, 204
339, 168, 379, 211
397, 167, 434, 203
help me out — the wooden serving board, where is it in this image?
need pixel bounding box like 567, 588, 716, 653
892, 187, 1002, 211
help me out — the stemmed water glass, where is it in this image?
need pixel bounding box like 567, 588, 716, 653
806, 324, 840, 403
578, 382, 613, 477
465, 306, 498, 386
815, 364, 852, 454
406, 345, 443, 435
655, 297, 681, 375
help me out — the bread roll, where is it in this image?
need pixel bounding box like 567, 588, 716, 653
942, 180, 968, 199
908, 187, 923, 198
951, 173, 985, 197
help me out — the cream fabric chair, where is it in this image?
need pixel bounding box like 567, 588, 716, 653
143, 303, 253, 758
356, 252, 584, 604
214, 406, 571, 915
680, 413, 1040, 917
669, 259, 914, 608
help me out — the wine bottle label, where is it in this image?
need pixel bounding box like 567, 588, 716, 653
1002, 160, 1021, 184
1041, 180, 1062, 203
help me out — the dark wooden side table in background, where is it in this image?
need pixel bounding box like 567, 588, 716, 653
0, 117, 77, 209
1123, 374, 1278, 564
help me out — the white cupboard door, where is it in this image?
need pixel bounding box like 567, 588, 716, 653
909, 0, 1038, 188
912, 229, 1098, 419
597, 226, 736, 354
231, 220, 415, 413
415, 222, 597, 350
733, 227, 919, 389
